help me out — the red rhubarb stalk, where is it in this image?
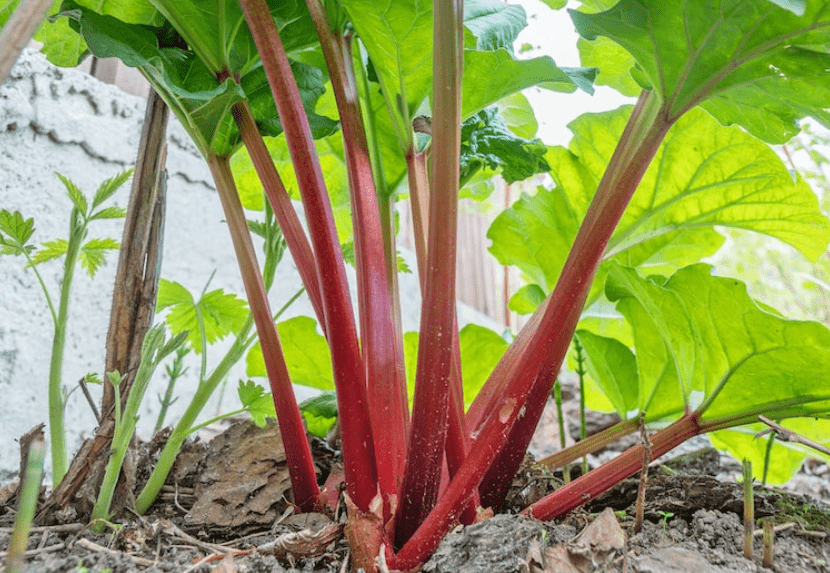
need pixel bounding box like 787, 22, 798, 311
206, 154, 320, 510
393, 92, 672, 566
475, 91, 672, 506
231, 102, 327, 332
394, 0, 465, 546
404, 149, 477, 521
238, 0, 377, 511
524, 414, 703, 520
305, 0, 407, 505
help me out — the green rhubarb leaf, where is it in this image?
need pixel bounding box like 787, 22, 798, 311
508, 284, 546, 315
570, 0, 830, 143
464, 0, 526, 52
35, 2, 89, 67
462, 50, 594, 119
574, 329, 639, 419
605, 263, 830, 427
495, 92, 538, 140
75, 0, 161, 25
402, 325, 508, 407
299, 392, 338, 437
458, 324, 509, 405
79, 237, 119, 277
231, 131, 352, 243
460, 107, 550, 185
237, 380, 277, 427
156, 278, 248, 353
0, 210, 36, 256
488, 105, 830, 314
246, 316, 334, 390
576, 36, 640, 97
340, 0, 432, 146
709, 418, 830, 485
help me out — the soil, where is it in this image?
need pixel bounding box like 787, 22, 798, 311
2, 404, 830, 573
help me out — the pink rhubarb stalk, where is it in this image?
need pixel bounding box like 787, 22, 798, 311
231, 101, 327, 331
475, 90, 672, 507
239, 0, 377, 511
207, 154, 320, 510
305, 0, 407, 506
394, 0, 465, 547
524, 413, 704, 520
392, 91, 673, 567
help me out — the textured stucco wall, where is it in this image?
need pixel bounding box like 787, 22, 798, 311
0, 49, 499, 483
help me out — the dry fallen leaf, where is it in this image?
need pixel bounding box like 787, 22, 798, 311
527, 508, 626, 573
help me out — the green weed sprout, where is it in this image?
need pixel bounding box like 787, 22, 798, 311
90, 324, 187, 530
0, 170, 131, 487
4, 436, 45, 573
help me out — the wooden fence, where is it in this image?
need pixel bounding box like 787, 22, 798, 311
83, 57, 531, 331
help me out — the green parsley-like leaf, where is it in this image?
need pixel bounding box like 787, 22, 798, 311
91, 168, 133, 209
56, 172, 88, 215
90, 206, 127, 221
0, 210, 36, 256
31, 239, 68, 265
80, 237, 119, 277
237, 380, 277, 427
157, 278, 248, 353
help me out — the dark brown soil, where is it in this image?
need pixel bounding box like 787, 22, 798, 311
2, 415, 830, 573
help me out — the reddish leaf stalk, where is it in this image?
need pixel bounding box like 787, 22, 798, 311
239, 0, 378, 511
392, 93, 671, 567
395, 0, 465, 547
305, 0, 407, 507
536, 416, 642, 470
206, 154, 320, 510
524, 413, 703, 520
474, 91, 670, 506
405, 149, 477, 521
231, 101, 326, 332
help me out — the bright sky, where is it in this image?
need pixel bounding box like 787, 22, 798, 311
510, 0, 631, 145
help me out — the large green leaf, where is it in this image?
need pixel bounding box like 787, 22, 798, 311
64, 3, 329, 156
571, 0, 830, 143
463, 0, 526, 52
246, 316, 334, 390
488, 105, 830, 313
462, 50, 594, 119
574, 330, 639, 419
604, 263, 830, 427
76, 0, 161, 25
710, 418, 830, 485
402, 325, 508, 407
341, 0, 432, 146
231, 131, 353, 243
576, 35, 639, 97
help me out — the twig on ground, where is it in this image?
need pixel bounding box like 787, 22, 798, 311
756, 416, 830, 457
74, 538, 156, 566
633, 414, 651, 534
0, 543, 65, 559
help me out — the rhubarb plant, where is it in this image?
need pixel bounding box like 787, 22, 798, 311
24, 0, 830, 570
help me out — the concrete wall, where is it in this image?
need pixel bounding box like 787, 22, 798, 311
0, 49, 500, 482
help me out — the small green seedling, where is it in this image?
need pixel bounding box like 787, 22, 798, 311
0, 169, 131, 487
